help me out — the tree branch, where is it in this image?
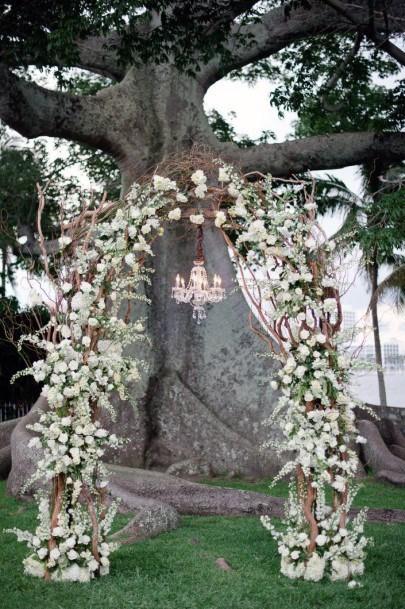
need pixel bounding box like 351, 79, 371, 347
0, 65, 114, 153
201, 0, 405, 85
0, 34, 125, 81
73, 34, 126, 80
321, 30, 363, 111
216, 132, 405, 176
322, 0, 405, 66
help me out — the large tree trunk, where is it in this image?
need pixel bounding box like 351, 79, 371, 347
102, 66, 283, 476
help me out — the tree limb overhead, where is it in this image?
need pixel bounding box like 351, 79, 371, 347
201, 0, 405, 85
0, 65, 114, 151
216, 132, 405, 176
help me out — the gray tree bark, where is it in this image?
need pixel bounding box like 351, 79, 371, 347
2, 1, 405, 481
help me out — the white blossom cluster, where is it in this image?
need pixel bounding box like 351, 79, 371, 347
7, 493, 119, 582
261, 484, 368, 584
8, 171, 193, 581
214, 164, 371, 585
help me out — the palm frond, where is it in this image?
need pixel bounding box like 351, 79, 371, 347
369, 265, 405, 314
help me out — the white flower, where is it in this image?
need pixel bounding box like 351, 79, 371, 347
304, 552, 325, 582
300, 330, 310, 340
28, 437, 41, 449
191, 170, 207, 185
304, 237, 316, 249
82, 336, 91, 347
61, 282, 73, 293
52, 526, 65, 537
315, 534, 328, 546
356, 435, 367, 444
168, 208, 182, 221
228, 183, 239, 198
294, 365, 307, 379
125, 253, 135, 266
176, 193, 188, 203
29, 289, 43, 307
58, 236, 72, 248
60, 325, 71, 338
290, 551, 300, 560
190, 214, 204, 225
270, 381, 278, 390
37, 547, 48, 560
49, 548, 60, 560
23, 555, 46, 578
218, 168, 230, 182
153, 175, 176, 191
17, 235, 28, 245
215, 211, 226, 227
80, 281, 92, 293
315, 334, 326, 344
195, 184, 207, 199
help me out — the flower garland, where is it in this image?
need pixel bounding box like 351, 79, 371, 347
7, 160, 370, 585
212, 164, 371, 586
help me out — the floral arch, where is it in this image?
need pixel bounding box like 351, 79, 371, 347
7, 157, 369, 585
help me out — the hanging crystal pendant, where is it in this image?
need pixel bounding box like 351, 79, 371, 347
171, 225, 226, 323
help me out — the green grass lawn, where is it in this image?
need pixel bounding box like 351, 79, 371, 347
1, 479, 404, 609
203, 475, 405, 510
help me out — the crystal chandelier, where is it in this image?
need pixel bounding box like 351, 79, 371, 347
172, 224, 226, 323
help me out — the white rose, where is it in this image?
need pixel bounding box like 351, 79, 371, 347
52, 526, 64, 537
61, 282, 72, 293
168, 207, 182, 221
37, 547, 48, 560
304, 237, 316, 249
191, 169, 207, 185
315, 534, 328, 546
60, 325, 71, 338
270, 381, 278, 390
300, 330, 310, 340
125, 253, 135, 266
82, 336, 91, 347
28, 289, 43, 307
228, 183, 239, 198
49, 548, 60, 560
218, 168, 230, 182
190, 214, 204, 225
176, 193, 188, 203
66, 537, 76, 549
80, 281, 92, 293
215, 211, 226, 227
67, 549, 79, 561
58, 236, 72, 248
195, 183, 207, 198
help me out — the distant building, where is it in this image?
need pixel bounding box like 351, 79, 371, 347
360, 344, 376, 363
384, 344, 400, 369
358, 343, 402, 369
342, 310, 356, 332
